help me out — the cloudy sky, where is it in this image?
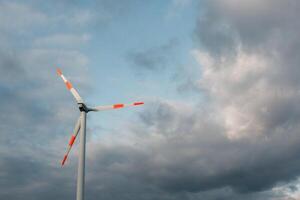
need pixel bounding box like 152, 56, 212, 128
1, 0, 300, 199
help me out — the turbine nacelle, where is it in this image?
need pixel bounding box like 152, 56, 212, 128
78, 103, 90, 113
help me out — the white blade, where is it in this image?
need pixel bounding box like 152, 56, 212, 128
61, 117, 81, 166
91, 102, 144, 111
57, 68, 84, 104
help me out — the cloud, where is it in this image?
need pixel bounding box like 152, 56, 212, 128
82, 0, 300, 199
0, 1, 91, 199
0, 1, 47, 32
127, 39, 179, 72
194, 0, 300, 140
123, 0, 300, 198
85, 98, 300, 199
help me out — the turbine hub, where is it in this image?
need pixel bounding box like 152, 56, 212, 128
78, 103, 89, 113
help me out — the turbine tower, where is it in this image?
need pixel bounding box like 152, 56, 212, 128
56, 68, 144, 200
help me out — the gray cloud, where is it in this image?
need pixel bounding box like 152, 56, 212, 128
148, 0, 300, 198
0, 1, 91, 199
85, 98, 300, 199
127, 39, 179, 72
81, 0, 300, 199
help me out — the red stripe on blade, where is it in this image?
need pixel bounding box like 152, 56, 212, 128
62, 155, 68, 166
113, 104, 124, 109
57, 68, 62, 76
69, 135, 76, 146
134, 102, 144, 106
66, 81, 73, 90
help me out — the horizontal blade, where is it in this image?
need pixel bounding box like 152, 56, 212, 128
61, 117, 81, 166
91, 102, 144, 112
57, 68, 84, 104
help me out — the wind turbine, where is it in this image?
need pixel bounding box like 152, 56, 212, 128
56, 68, 144, 200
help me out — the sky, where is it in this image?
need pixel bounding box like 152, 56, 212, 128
1, 0, 300, 199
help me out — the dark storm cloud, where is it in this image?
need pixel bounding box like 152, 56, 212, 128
136, 102, 300, 193
127, 0, 300, 198
0, 155, 78, 200
86, 99, 300, 199
127, 39, 179, 72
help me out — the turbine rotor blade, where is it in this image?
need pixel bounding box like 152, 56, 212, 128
57, 68, 84, 104
61, 117, 81, 166
91, 102, 144, 111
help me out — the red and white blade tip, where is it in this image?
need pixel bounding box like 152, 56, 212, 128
134, 102, 144, 105
57, 68, 62, 76
61, 155, 68, 166
56, 68, 83, 103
